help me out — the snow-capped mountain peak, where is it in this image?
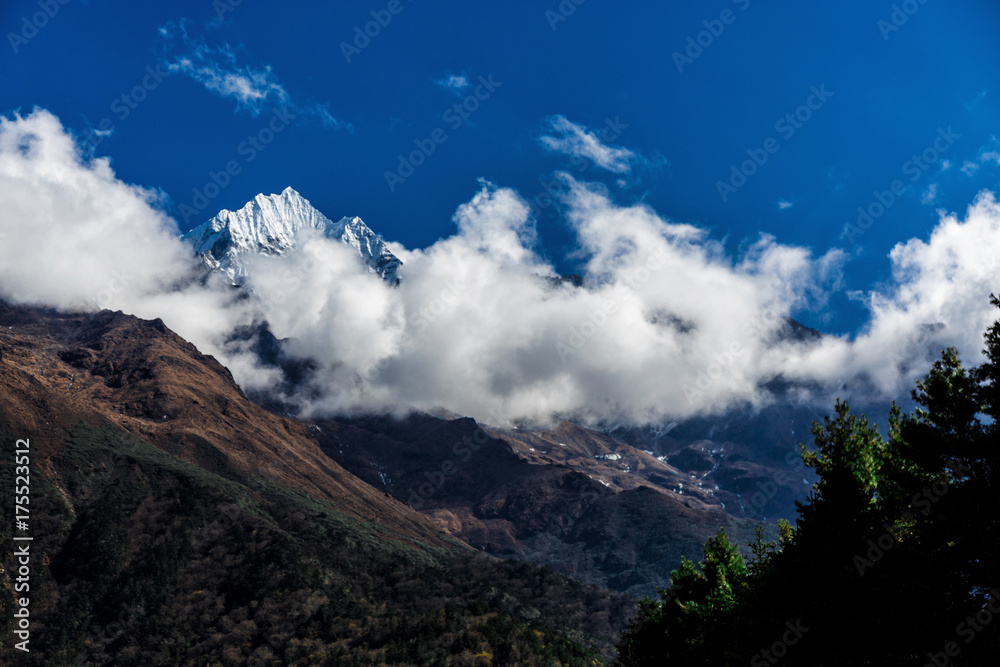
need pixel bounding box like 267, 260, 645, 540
181, 187, 401, 284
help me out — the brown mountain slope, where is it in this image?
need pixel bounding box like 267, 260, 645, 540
489, 420, 721, 507
0, 301, 632, 664
0, 303, 444, 546
311, 413, 759, 597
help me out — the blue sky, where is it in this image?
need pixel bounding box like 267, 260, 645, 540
3, 0, 1000, 335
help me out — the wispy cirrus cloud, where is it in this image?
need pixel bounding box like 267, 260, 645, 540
961, 161, 980, 176
159, 22, 287, 115
540, 115, 638, 174
956, 137, 1000, 177
158, 21, 350, 130
921, 183, 938, 205
978, 139, 1000, 166
313, 104, 348, 130
964, 88, 988, 111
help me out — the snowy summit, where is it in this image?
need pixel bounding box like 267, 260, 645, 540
181, 187, 402, 284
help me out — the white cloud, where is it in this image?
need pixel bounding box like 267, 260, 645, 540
312, 104, 352, 132
238, 183, 1000, 425
786, 194, 1000, 399
161, 25, 288, 115
778, 199, 794, 210
245, 231, 404, 380
159, 22, 349, 129
2, 108, 999, 428
0, 109, 195, 309
964, 88, 988, 111
244, 175, 850, 424
0, 108, 269, 380
980, 149, 1000, 166
436, 74, 470, 93
540, 115, 637, 174
955, 139, 1000, 178
921, 183, 938, 205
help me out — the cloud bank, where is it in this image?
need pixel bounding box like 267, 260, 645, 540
1, 108, 998, 428
0, 108, 260, 368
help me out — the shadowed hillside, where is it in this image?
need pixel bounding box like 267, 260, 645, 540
0, 302, 631, 665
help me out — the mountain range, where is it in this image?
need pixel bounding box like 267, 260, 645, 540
0, 187, 839, 664
0, 300, 630, 664
175, 189, 824, 589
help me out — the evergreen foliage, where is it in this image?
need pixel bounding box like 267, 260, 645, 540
619, 296, 1000, 666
